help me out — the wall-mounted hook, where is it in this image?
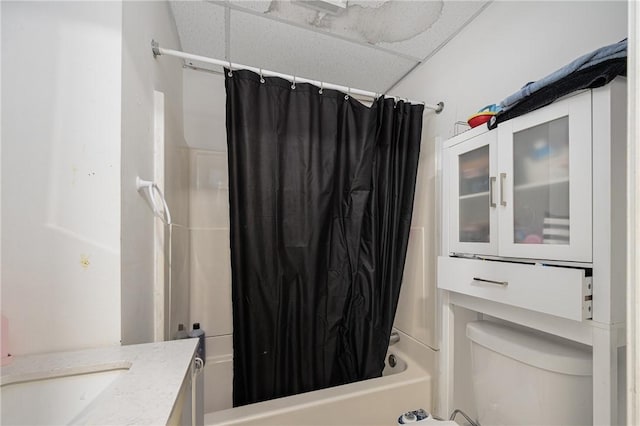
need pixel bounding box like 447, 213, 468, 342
136, 177, 172, 225
151, 39, 160, 58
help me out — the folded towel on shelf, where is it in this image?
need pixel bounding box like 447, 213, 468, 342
489, 54, 626, 129
543, 214, 570, 245
499, 39, 627, 112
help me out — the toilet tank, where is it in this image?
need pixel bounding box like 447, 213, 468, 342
466, 321, 592, 426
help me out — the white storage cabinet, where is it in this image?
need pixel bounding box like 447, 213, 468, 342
438, 79, 627, 426
447, 90, 592, 262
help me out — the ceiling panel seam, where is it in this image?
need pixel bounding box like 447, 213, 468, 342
384, 0, 493, 94
382, 61, 423, 95
206, 0, 422, 64
419, 0, 493, 64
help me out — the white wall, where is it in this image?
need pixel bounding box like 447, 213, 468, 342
120, 1, 190, 344
393, 1, 628, 141
390, 0, 628, 417
1, 1, 123, 355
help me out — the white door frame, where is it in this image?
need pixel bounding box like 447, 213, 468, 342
153, 90, 166, 342
627, 1, 640, 423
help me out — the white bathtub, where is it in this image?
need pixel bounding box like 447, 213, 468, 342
205, 345, 432, 426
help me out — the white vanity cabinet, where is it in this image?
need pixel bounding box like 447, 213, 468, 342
438, 78, 627, 425
447, 90, 592, 262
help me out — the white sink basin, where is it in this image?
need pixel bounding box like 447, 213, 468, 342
0, 340, 198, 425
1, 367, 128, 425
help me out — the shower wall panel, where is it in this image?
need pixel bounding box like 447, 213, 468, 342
189, 148, 234, 412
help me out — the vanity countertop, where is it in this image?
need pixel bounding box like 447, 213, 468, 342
1, 338, 199, 425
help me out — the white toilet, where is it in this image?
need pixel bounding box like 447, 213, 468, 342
466, 320, 592, 426
397, 320, 592, 425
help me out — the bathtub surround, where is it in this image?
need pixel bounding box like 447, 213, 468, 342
225, 69, 424, 406
183, 69, 234, 411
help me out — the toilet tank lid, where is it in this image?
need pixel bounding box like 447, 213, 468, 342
466, 321, 592, 376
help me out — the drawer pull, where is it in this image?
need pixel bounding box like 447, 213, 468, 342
472, 277, 508, 287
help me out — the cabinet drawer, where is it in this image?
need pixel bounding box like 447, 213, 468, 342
437, 256, 591, 321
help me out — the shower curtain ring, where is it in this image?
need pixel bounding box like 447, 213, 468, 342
345, 87, 350, 101
227, 61, 233, 77
259, 68, 265, 84
291, 75, 296, 90
319, 81, 323, 95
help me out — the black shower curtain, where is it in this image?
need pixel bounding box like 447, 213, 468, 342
225, 69, 423, 407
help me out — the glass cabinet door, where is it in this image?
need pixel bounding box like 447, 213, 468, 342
512, 116, 570, 245
498, 91, 592, 262
448, 130, 498, 256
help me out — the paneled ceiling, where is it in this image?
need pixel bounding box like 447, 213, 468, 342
169, 0, 491, 93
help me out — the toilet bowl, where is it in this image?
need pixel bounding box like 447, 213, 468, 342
396, 320, 592, 425
467, 320, 592, 425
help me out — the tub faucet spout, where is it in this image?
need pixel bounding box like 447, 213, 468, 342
389, 331, 400, 346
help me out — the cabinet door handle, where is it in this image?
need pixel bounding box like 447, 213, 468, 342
489, 176, 497, 208
500, 173, 507, 206
473, 277, 509, 286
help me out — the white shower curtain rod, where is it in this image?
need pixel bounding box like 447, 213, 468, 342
151, 41, 444, 114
